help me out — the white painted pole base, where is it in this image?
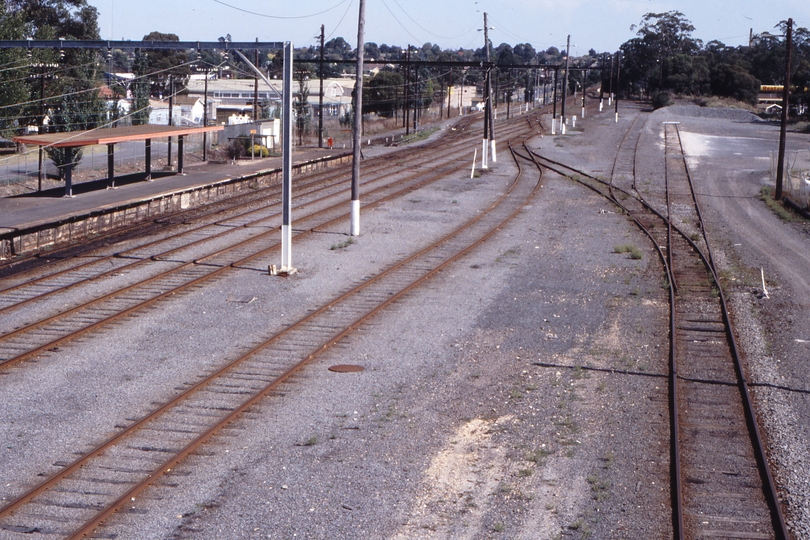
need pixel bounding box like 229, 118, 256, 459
572, 116, 576, 128
599, 101, 603, 112
351, 199, 360, 236
490, 140, 497, 163
561, 123, 566, 135
581, 106, 585, 118
608, 97, 612, 106
615, 112, 619, 123
279, 223, 294, 274
551, 119, 556, 135
482, 139, 489, 169
471, 148, 477, 178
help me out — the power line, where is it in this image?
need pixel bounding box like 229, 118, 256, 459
326, 1, 354, 40
389, 0, 478, 41
379, 0, 423, 44
211, 0, 351, 20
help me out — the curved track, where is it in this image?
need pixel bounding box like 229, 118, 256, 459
524, 119, 789, 539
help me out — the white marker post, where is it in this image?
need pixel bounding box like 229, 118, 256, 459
490, 140, 497, 163
471, 148, 477, 178
482, 139, 488, 169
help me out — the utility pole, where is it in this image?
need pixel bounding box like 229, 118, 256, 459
581, 69, 586, 118
414, 66, 420, 130
483, 12, 495, 165
614, 50, 621, 122
599, 54, 605, 111
319, 25, 325, 148
167, 74, 174, 169
203, 71, 209, 161
30, 62, 57, 191
552, 68, 559, 121
351, 0, 365, 236
446, 72, 452, 119
776, 18, 793, 201
561, 35, 570, 128
253, 41, 260, 121
404, 45, 410, 133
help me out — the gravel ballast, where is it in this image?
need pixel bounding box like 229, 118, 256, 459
2, 101, 808, 539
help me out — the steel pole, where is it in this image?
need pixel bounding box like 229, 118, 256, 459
319, 25, 325, 148
351, 0, 366, 236
281, 42, 294, 272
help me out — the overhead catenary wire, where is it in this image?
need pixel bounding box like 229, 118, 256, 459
388, 0, 479, 41
211, 0, 351, 19
379, 0, 423, 45
326, 0, 354, 40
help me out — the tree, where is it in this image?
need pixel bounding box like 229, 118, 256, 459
141, 32, 190, 98
294, 66, 311, 145
710, 63, 760, 104
364, 70, 403, 116
131, 51, 152, 125
0, 5, 30, 139
620, 11, 703, 95
4, 0, 104, 177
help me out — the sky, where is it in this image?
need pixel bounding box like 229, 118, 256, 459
88, 0, 810, 56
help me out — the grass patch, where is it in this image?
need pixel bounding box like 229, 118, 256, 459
759, 186, 794, 221
330, 237, 356, 250
526, 446, 555, 464
613, 244, 643, 260
401, 127, 439, 144
587, 472, 612, 500
303, 436, 318, 446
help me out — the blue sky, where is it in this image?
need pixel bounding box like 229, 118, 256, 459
88, 0, 809, 55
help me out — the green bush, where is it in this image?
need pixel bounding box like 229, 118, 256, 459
249, 144, 270, 157
651, 91, 673, 110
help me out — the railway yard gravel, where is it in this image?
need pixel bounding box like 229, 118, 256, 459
2, 101, 809, 539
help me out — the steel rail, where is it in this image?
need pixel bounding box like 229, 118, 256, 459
0, 114, 482, 275
525, 130, 789, 539
0, 125, 543, 538
0, 115, 480, 285
0, 117, 482, 312
0, 145, 478, 369
0, 115, 546, 370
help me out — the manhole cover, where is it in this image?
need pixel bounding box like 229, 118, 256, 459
328, 364, 365, 373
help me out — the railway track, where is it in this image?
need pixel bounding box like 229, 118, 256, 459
0, 113, 540, 372
0, 128, 544, 538
524, 120, 789, 539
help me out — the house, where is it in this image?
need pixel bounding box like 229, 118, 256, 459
185, 78, 282, 125
185, 76, 356, 124
148, 96, 206, 126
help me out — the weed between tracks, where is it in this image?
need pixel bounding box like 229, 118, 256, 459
613, 244, 643, 260
330, 237, 356, 250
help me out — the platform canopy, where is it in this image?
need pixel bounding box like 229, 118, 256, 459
13, 124, 222, 148
13, 124, 225, 197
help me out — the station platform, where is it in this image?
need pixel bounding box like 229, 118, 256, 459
0, 147, 350, 258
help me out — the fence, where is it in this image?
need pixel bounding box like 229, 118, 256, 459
0, 133, 206, 196
774, 148, 810, 210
